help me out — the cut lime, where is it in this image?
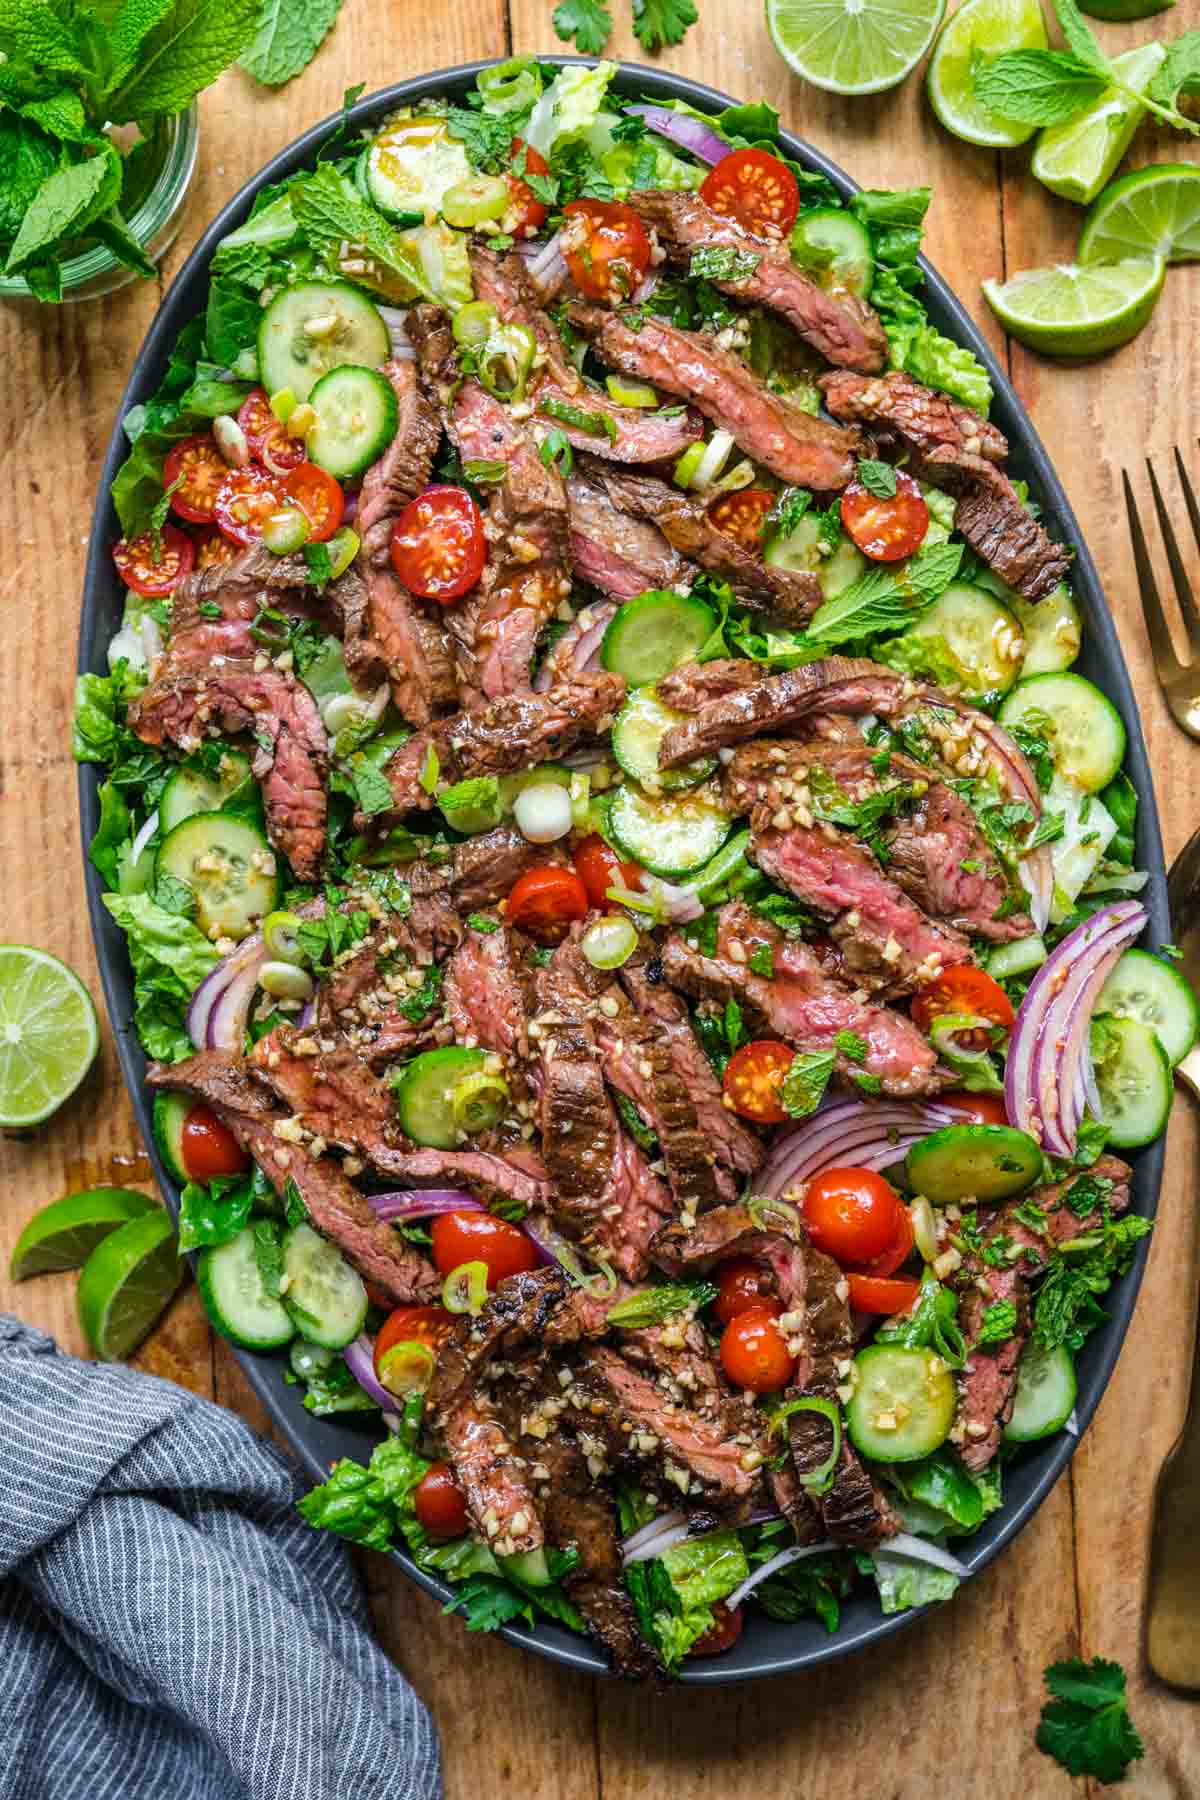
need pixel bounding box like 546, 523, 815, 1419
1080, 164, 1200, 266
1031, 42, 1167, 206
927, 0, 1049, 148
982, 255, 1164, 355
10, 1187, 155, 1280
0, 945, 99, 1129
77, 1208, 184, 1361
766, 0, 948, 95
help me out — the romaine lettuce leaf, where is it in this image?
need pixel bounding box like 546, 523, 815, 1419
102, 891, 219, 1062
869, 1549, 960, 1614
524, 60, 617, 157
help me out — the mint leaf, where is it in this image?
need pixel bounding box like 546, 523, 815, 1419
631, 0, 698, 52
606, 1281, 717, 1328
857, 458, 898, 498
834, 1029, 868, 1063
689, 246, 762, 283
6, 147, 121, 276
18, 89, 95, 143
977, 1298, 1017, 1345
1050, 0, 1109, 74
290, 163, 441, 301
105, 0, 259, 121
239, 0, 344, 86
552, 0, 613, 54
1037, 1657, 1143, 1784
92, 210, 158, 279
803, 542, 963, 646
0, 0, 90, 77
347, 753, 394, 817
1150, 29, 1200, 110
107, 0, 177, 94
252, 1218, 284, 1297
972, 50, 1108, 126
780, 1050, 835, 1118
0, 117, 58, 241
302, 540, 333, 587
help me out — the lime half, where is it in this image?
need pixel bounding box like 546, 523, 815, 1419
0, 946, 99, 1128
1080, 164, 1200, 266
983, 255, 1164, 355
1031, 42, 1167, 205
11, 1187, 155, 1280
766, 0, 947, 94
77, 1208, 184, 1361
927, 0, 1049, 148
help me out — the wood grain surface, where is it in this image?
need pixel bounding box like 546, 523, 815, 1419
1, 2, 1197, 1792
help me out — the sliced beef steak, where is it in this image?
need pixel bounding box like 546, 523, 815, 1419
656, 658, 907, 765
443, 923, 537, 1103
446, 826, 556, 909
819, 369, 1006, 468
361, 562, 459, 726
657, 659, 763, 711
885, 780, 1030, 941
566, 473, 692, 600
357, 357, 441, 555
943, 455, 1072, 603
534, 600, 617, 689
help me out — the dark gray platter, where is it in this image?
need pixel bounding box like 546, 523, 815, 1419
79, 57, 1167, 1684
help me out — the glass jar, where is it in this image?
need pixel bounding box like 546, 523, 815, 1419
0, 104, 199, 305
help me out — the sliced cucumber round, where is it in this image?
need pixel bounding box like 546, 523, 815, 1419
152, 1091, 192, 1185
365, 116, 472, 221
393, 1045, 489, 1150
1014, 584, 1081, 675
1093, 1012, 1173, 1148
997, 672, 1126, 792
611, 688, 716, 794
846, 1345, 956, 1462
600, 590, 717, 686
900, 581, 1023, 697
985, 934, 1047, 981
258, 281, 390, 405
905, 1123, 1042, 1205
155, 813, 280, 942
1004, 1341, 1077, 1444
608, 783, 731, 878
763, 511, 867, 598
306, 364, 400, 479
197, 1226, 294, 1351
1096, 947, 1199, 1066
789, 207, 875, 299
159, 751, 253, 833
281, 1222, 368, 1349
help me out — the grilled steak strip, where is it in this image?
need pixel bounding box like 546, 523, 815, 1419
818, 369, 1006, 467
634, 189, 887, 374
357, 357, 442, 551
567, 303, 861, 491
443, 922, 538, 1107
945, 455, 1073, 603
566, 474, 693, 601
657, 659, 763, 710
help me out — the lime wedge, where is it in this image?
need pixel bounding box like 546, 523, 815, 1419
1031, 42, 1167, 206
0, 945, 99, 1128
11, 1187, 156, 1280
766, 0, 947, 94
1080, 164, 1200, 266
982, 255, 1164, 355
927, 0, 1049, 148
77, 1208, 184, 1361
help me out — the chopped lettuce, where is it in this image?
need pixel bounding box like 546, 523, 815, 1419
101, 891, 219, 1062
649, 1529, 749, 1669
73, 667, 146, 764
920, 483, 957, 548
524, 60, 617, 158
880, 1449, 1003, 1538
869, 1548, 960, 1614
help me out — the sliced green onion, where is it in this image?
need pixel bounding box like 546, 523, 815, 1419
584, 1257, 618, 1299
443, 174, 510, 229
689, 828, 751, 902
581, 913, 639, 972
569, 771, 591, 832
259, 959, 315, 1001
451, 1070, 509, 1135
748, 1194, 800, 1233
605, 374, 657, 408
768, 1396, 842, 1495
262, 506, 310, 555
710, 457, 756, 496
269, 386, 298, 424
478, 322, 537, 402
376, 1339, 436, 1397
250, 607, 291, 650
453, 300, 498, 350
263, 909, 305, 964
442, 1260, 489, 1315
321, 693, 367, 737
477, 55, 541, 111
910, 1196, 938, 1264
326, 525, 360, 580
539, 393, 618, 440
689, 429, 736, 491
213, 414, 250, 469
673, 441, 707, 489
605, 882, 663, 921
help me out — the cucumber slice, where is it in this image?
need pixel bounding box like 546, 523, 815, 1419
153, 1091, 192, 1185
258, 281, 390, 405
997, 672, 1126, 791
846, 1345, 956, 1462
1093, 1012, 1173, 1148
281, 1222, 368, 1349
1096, 947, 1199, 1066
611, 688, 717, 794
790, 207, 874, 299
763, 512, 867, 598
985, 934, 1047, 980
899, 581, 1023, 697
1014, 585, 1081, 675
306, 365, 400, 480
905, 1123, 1042, 1205
365, 116, 472, 221
159, 751, 253, 832
608, 784, 732, 878
196, 1226, 294, 1351
499, 1547, 552, 1586
601, 590, 717, 686
393, 1045, 489, 1150
1004, 1342, 1077, 1444
1048, 772, 1116, 923
155, 814, 280, 942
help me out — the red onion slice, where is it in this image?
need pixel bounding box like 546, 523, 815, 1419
187, 930, 267, 1051
621, 103, 729, 165
368, 1190, 483, 1222
878, 1533, 970, 1578
130, 808, 159, 868
725, 1541, 838, 1610
523, 230, 568, 300
376, 305, 417, 361
342, 1333, 394, 1411
756, 1099, 961, 1196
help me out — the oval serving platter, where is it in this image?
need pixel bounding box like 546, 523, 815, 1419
79, 57, 1168, 1684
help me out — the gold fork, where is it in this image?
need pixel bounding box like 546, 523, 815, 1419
1123, 450, 1200, 740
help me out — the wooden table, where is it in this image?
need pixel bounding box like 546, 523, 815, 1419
2, 4, 1198, 1792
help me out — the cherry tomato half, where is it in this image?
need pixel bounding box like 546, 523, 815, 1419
722, 1039, 795, 1125
708, 488, 775, 552
506, 866, 589, 944
719, 1304, 796, 1393
163, 435, 228, 524
691, 1601, 744, 1656
802, 1167, 904, 1267
412, 1462, 470, 1538
859, 1201, 915, 1279
390, 484, 486, 602
214, 464, 286, 546
910, 967, 1015, 1036
430, 1211, 538, 1289
373, 1305, 454, 1388
700, 147, 800, 236
845, 1272, 922, 1315
506, 136, 550, 235
195, 526, 239, 570
938, 1090, 1009, 1127
179, 1102, 250, 1180
714, 1256, 776, 1325
840, 470, 929, 563
237, 388, 306, 471
112, 524, 195, 597
284, 462, 344, 543
573, 834, 641, 909
561, 198, 651, 303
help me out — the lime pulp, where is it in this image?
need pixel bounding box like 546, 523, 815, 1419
982, 255, 1165, 356
766, 0, 948, 95
0, 945, 99, 1128
10, 1188, 156, 1280
926, 0, 1049, 149
1080, 164, 1200, 266
1031, 42, 1167, 206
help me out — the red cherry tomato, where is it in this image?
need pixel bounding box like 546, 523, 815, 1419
707, 488, 775, 552
719, 1304, 796, 1393
721, 1040, 795, 1125
561, 198, 651, 303
700, 147, 800, 236
390, 484, 486, 602
179, 1102, 250, 1180
373, 1305, 454, 1389
859, 1201, 915, 1278
910, 967, 1015, 1036
412, 1462, 470, 1538
506, 136, 550, 235
802, 1167, 904, 1266
195, 527, 239, 570
214, 464, 286, 546
506, 866, 589, 943
845, 1272, 922, 1314
237, 389, 306, 471
112, 524, 195, 597
714, 1255, 776, 1325
840, 470, 929, 563
430, 1211, 538, 1289
573, 834, 642, 909
691, 1600, 744, 1656
937, 1090, 1009, 1126
162, 435, 228, 524
284, 462, 344, 543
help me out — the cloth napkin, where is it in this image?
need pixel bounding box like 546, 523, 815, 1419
0, 1313, 441, 1800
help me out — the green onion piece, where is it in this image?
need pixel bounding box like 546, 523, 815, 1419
442, 174, 510, 229
376, 1340, 436, 1398
747, 1193, 800, 1234
605, 374, 658, 409
689, 828, 752, 902
462, 459, 507, 485
604, 882, 662, 922
262, 507, 310, 555
453, 300, 499, 350
672, 442, 707, 489
581, 913, 639, 972
569, 770, 591, 832
263, 909, 306, 964
441, 1260, 490, 1315
250, 607, 291, 650
584, 1257, 618, 1299
270, 386, 298, 424
326, 526, 360, 580
451, 1070, 509, 1135
768, 1396, 842, 1495
259, 959, 315, 1002
539, 394, 618, 440
477, 55, 541, 111
418, 743, 440, 795
478, 322, 537, 402
910, 1196, 938, 1264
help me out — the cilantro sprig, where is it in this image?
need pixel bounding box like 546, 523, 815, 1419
553, 0, 697, 53
1036, 1657, 1144, 1784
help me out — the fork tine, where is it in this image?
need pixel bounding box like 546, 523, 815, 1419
1147, 455, 1200, 658
1173, 445, 1200, 573
1124, 468, 1184, 677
